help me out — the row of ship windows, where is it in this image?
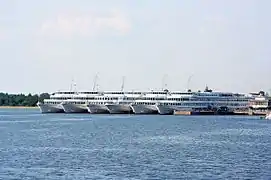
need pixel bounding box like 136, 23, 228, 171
45, 102, 59, 104
46, 102, 247, 106
157, 102, 243, 106
52, 92, 247, 97
249, 102, 269, 105
53, 92, 169, 95
52, 97, 248, 101
190, 98, 248, 102
54, 92, 245, 96
53, 92, 195, 95
53, 92, 76, 95
197, 93, 244, 97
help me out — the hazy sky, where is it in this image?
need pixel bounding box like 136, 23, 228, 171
0, 0, 270, 94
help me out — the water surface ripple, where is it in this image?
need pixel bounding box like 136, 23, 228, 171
0, 109, 270, 179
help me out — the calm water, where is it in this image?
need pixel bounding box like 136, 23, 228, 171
0, 109, 270, 180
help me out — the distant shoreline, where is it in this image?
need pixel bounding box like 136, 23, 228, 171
0, 106, 39, 109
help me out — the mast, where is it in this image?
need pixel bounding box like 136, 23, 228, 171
92, 73, 99, 91
187, 74, 193, 91
162, 74, 168, 91
73, 81, 77, 93
69, 78, 77, 99
121, 76, 125, 92
70, 78, 74, 92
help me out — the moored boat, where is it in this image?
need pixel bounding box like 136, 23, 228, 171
130, 103, 158, 114
87, 104, 110, 114
106, 104, 132, 114
156, 104, 174, 115
37, 101, 64, 113
61, 101, 88, 113
38, 86, 254, 115
130, 90, 168, 114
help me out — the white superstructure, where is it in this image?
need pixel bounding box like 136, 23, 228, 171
60, 91, 100, 113
87, 91, 142, 114
130, 90, 168, 114
38, 87, 252, 114
37, 91, 99, 113
156, 89, 251, 115
248, 91, 270, 110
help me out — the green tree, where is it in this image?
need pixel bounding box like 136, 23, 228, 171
0, 92, 48, 106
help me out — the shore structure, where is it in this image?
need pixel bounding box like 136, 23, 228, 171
247, 91, 271, 115
36, 86, 270, 115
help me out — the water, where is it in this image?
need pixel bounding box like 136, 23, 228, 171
0, 109, 270, 180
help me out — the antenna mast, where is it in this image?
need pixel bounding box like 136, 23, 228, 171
70, 78, 74, 92
187, 74, 193, 91
92, 73, 99, 91
162, 74, 168, 90
121, 76, 125, 92
73, 81, 77, 93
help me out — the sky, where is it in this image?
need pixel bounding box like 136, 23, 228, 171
0, 0, 271, 94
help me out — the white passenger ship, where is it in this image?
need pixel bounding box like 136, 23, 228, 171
37, 87, 252, 114
37, 91, 75, 113
156, 88, 251, 115
87, 91, 136, 114
60, 91, 100, 113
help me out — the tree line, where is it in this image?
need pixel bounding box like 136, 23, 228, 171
0, 93, 50, 106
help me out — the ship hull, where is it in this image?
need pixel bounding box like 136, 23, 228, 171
131, 104, 158, 114
37, 103, 64, 113
156, 105, 174, 115
106, 104, 132, 114
61, 103, 88, 113
87, 104, 110, 114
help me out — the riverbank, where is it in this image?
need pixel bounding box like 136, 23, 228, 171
0, 106, 38, 109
